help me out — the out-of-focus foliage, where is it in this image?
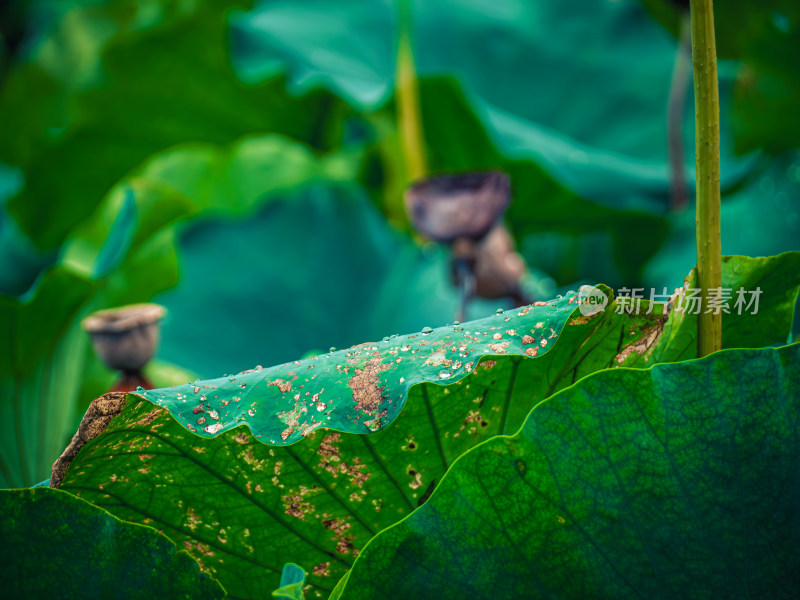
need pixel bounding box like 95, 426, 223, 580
1, 1, 799, 596
640, 0, 800, 154
0, 0, 798, 484
0, 0, 350, 249
231, 0, 800, 285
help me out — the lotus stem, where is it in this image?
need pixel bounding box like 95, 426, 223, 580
396, 0, 427, 181
690, 0, 722, 356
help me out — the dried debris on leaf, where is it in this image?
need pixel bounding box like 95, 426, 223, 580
50, 392, 131, 488
348, 356, 390, 412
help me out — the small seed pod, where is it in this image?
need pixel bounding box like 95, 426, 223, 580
82, 303, 166, 391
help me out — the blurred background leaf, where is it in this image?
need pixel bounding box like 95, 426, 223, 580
0, 0, 798, 484
639, 0, 800, 154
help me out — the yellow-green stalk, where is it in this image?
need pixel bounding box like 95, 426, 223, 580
690, 0, 722, 356
396, 0, 427, 181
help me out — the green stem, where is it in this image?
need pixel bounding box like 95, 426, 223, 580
690, 0, 722, 357
396, 0, 427, 181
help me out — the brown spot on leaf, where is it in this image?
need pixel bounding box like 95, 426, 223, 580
317, 434, 370, 487
268, 379, 293, 393
615, 317, 667, 365
402, 438, 417, 451
407, 467, 423, 489
317, 433, 342, 476
282, 490, 315, 520
185, 507, 201, 531
323, 517, 355, 555
345, 457, 370, 488
568, 314, 595, 326
348, 356, 390, 412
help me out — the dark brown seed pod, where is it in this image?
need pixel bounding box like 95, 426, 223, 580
404, 171, 510, 242
82, 303, 165, 374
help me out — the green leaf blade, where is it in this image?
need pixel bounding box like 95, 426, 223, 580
334, 344, 800, 599
0, 487, 225, 599
140, 295, 579, 444
55, 255, 800, 598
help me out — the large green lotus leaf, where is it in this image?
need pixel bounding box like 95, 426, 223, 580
55, 257, 800, 598
0, 487, 224, 599
140, 295, 580, 443
232, 0, 688, 157
56, 295, 578, 599
155, 245, 800, 444
2, 0, 351, 249
333, 343, 800, 599
124, 134, 355, 218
